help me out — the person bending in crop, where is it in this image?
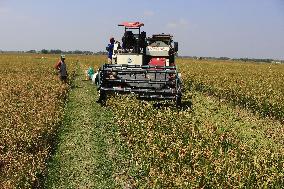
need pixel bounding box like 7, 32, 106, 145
106, 37, 115, 64
54, 55, 68, 83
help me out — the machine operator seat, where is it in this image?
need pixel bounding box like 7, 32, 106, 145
122, 31, 137, 50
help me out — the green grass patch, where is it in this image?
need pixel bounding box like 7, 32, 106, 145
45, 63, 131, 189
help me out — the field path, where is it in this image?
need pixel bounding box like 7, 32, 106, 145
45, 63, 129, 188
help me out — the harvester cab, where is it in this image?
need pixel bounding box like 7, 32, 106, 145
97, 22, 182, 106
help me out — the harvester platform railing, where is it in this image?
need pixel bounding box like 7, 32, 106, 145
101, 69, 177, 74
103, 64, 177, 69
101, 65, 177, 73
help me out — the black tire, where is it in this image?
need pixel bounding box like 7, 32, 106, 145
97, 90, 107, 105
176, 94, 182, 108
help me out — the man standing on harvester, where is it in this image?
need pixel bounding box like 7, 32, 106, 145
55, 55, 68, 83
106, 37, 115, 64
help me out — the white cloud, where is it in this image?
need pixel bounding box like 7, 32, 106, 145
143, 10, 155, 17
167, 18, 189, 29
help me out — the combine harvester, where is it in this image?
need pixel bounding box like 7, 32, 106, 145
96, 22, 182, 107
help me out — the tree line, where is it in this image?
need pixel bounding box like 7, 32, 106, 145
180, 56, 283, 63
25, 49, 107, 55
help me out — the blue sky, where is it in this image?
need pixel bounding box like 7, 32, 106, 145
0, 0, 283, 59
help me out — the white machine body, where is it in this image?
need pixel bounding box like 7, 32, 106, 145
146, 46, 170, 57
116, 54, 143, 65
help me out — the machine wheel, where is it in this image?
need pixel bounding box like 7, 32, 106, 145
97, 90, 107, 105
176, 94, 182, 108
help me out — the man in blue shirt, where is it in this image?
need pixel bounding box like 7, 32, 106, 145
106, 37, 115, 64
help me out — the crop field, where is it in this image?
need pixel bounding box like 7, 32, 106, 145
105, 59, 284, 188
0, 54, 78, 188
178, 59, 284, 121
0, 54, 284, 188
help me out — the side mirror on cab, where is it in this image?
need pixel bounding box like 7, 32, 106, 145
174, 42, 178, 52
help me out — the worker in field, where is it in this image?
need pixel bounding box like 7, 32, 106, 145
106, 37, 115, 64
54, 55, 68, 83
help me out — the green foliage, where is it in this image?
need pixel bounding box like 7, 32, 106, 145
45, 65, 130, 188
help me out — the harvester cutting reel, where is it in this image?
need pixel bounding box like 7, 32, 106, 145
96, 64, 183, 107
